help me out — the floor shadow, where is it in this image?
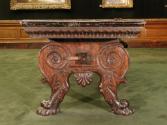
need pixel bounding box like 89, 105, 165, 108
64, 73, 108, 110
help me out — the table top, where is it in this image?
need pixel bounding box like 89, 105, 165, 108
21, 19, 145, 39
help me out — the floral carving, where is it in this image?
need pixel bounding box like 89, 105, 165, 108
74, 72, 93, 87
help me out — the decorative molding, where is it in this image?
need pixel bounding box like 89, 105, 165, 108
1, 19, 167, 47
21, 19, 145, 39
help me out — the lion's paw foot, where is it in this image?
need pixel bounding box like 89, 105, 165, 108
41, 100, 52, 109
36, 106, 60, 116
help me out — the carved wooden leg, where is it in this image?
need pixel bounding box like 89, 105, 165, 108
37, 43, 71, 116
98, 42, 133, 116
99, 75, 133, 116
37, 73, 69, 116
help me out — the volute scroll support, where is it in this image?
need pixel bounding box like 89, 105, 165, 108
97, 42, 133, 116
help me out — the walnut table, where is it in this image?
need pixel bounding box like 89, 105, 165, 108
21, 19, 145, 116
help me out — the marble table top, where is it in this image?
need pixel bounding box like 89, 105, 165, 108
21, 19, 145, 39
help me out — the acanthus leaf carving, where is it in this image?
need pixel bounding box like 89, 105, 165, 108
74, 72, 93, 87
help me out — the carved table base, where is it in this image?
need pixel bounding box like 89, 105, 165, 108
37, 39, 133, 116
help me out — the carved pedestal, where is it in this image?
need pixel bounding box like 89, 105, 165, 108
36, 40, 133, 116
21, 19, 145, 116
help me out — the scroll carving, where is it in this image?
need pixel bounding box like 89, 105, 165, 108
98, 42, 133, 115
37, 41, 133, 116
37, 43, 70, 116
45, 44, 70, 70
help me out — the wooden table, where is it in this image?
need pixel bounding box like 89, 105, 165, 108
21, 19, 145, 116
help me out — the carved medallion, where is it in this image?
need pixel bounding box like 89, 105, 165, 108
97, 42, 129, 79
40, 43, 71, 70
